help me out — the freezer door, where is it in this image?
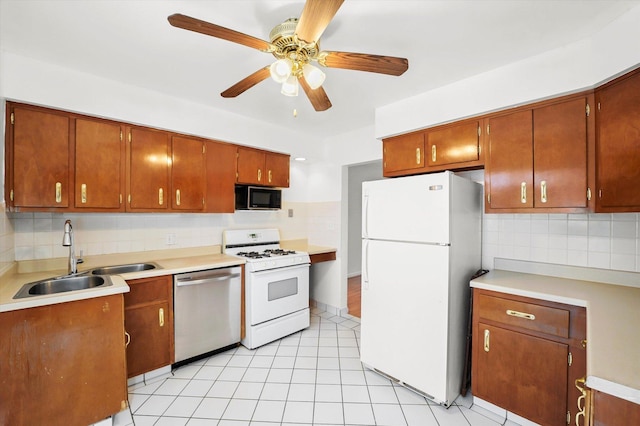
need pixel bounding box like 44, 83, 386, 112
360, 239, 450, 402
362, 172, 450, 244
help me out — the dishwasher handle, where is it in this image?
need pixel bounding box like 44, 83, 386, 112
175, 273, 241, 287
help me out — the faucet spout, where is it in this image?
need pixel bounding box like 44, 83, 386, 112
62, 219, 77, 274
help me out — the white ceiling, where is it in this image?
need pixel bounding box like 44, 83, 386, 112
1, 0, 638, 139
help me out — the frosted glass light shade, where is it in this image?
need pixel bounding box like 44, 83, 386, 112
270, 59, 293, 83
302, 63, 326, 89
281, 75, 299, 96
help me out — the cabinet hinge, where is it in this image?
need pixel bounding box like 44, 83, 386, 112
128, 194, 131, 204
119, 194, 123, 204
586, 103, 590, 117
587, 187, 592, 201
487, 193, 491, 205
486, 124, 490, 135
598, 102, 601, 111
568, 352, 573, 366
128, 131, 132, 143
10, 189, 14, 201
477, 126, 481, 137
10, 112, 15, 125
567, 410, 571, 424
120, 130, 123, 142
202, 144, 206, 154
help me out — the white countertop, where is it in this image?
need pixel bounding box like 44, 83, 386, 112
0, 248, 245, 313
471, 262, 640, 405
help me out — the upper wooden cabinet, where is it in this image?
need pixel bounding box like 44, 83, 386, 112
205, 140, 237, 213
6, 104, 70, 209
383, 119, 483, 177
485, 94, 592, 213
236, 147, 290, 187
171, 136, 205, 211
383, 132, 425, 175
127, 127, 171, 212
75, 118, 125, 211
595, 68, 640, 212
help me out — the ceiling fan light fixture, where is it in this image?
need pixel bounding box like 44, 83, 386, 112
302, 63, 325, 89
270, 58, 293, 83
281, 75, 299, 96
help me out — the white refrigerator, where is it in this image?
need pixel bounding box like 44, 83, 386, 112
360, 171, 482, 407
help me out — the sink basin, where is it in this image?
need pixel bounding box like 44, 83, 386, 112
89, 262, 159, 275
14, 275, 112, 299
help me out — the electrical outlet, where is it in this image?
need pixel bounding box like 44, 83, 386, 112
166, 233, 176, 245
288, 209, 294, 218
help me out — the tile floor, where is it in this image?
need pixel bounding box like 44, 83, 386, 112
112, 308, 517, 426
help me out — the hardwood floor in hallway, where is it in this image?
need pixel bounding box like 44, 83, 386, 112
347, 275, 361, 318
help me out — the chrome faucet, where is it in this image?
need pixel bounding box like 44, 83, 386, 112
62, 219, 77, 275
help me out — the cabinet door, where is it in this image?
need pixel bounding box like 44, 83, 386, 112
237, 147, 265, 185
474, 323, 568, 426
204, 141, 236, 213
75, 118, 125, 210
124, 275, 173, 378
533, 97, 588, 208
128, 127, 170, 211
486, 110, 534, 209
592, 389, 640, 425
11, 106, 70, 208
596, 70, 640, 211
125, 301, 172, 378
382, 132, 425, 175
265, 152, 290, 187
171, 136, 205, 211
426, 120, 480, 166
0, 295, 127, 426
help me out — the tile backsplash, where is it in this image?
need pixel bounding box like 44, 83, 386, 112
482, 213, 640, 272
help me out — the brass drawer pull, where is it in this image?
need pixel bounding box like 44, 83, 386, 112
124, 331, 131, 347
416, 147, 421, 165
159, 308, 165, 327
158, 188, 164, 205
176, 189, 181, 206
507, 309, 536, 320
81, 184, 87, 203
55, 182, 62, 203
483, 329, 490, 352
520, 182, 527, 204
541, 180, 548, 203
268, 170, 272, 183
431, 145, 437, 162
258, 169, 262, 182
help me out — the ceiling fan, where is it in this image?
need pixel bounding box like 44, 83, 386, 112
168, 0, 409, 112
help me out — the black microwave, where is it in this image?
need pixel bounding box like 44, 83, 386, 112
235, 185, 282, 210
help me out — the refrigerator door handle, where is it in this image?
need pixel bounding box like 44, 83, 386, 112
363, 193, 370, 238
363, 240, 370, 285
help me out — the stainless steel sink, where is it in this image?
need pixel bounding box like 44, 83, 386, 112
14, 275, 112, 299
88, 262, 159, 275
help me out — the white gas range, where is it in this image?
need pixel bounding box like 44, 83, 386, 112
223, 229, 310, 349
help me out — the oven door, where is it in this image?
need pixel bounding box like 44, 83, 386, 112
247, 263, 309, 325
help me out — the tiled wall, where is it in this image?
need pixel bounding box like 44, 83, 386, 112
8, 201, 309, 262
0, 201, 15, 274
482, 213, 640, 272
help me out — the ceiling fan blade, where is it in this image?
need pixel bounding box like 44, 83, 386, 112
168, 14, 274, 52
318, 51, 409, 76
299, 77, 332, 111
295, 0, 344, 44
221, 67, 271, 98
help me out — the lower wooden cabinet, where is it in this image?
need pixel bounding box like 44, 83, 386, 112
472, 288, 586, 426
124, 275, 174, 378
0, 295, 128, 426
590, 389, 640, 425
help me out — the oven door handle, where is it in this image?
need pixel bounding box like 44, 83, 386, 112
175, 273, 241, 287
250, 263, 309, 276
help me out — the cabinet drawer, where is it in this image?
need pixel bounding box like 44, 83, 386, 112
124, 276, 172, 306
476, 293, 570, 338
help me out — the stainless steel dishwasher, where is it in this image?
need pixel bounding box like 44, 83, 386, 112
174, 266, 242, 363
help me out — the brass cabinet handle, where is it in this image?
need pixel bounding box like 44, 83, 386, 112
55, 182, 62, 203
575, 377, 587, 426
416, 148, 421, 165
483, 329, 490, 352
81, 184, 87, 204
158, 188, 164, 205
124, 331, 131, 347
176, 189, 181, 206
258, 169, 262, 182
268, 170, 272, 183
541, 180, 548, 203
507, 309, 536, 320
520, 182, 527, 204
159, 308, 165, 327
432, 145, 437, 163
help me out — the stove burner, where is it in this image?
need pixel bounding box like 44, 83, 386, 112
236, 249, 297, 259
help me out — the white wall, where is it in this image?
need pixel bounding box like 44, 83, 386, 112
375, 5, 640, 139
